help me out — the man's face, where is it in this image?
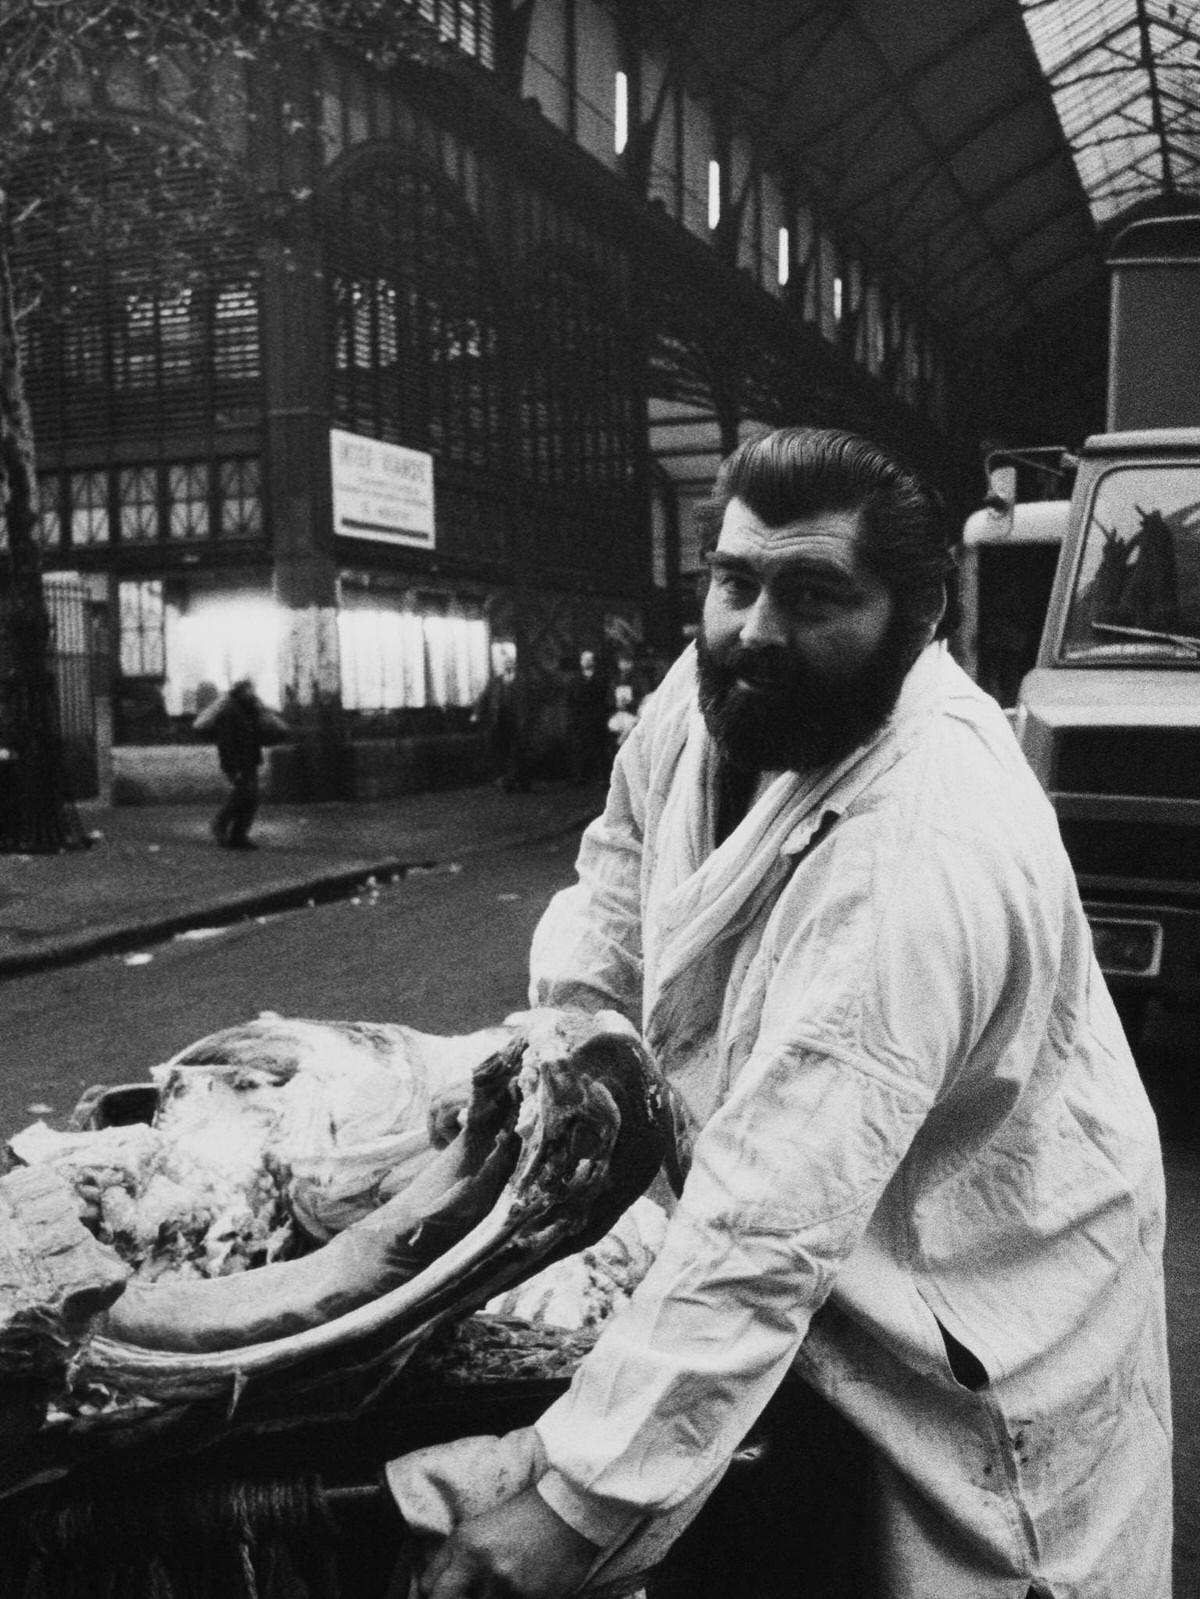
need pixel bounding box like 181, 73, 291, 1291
697, 498, 917, 772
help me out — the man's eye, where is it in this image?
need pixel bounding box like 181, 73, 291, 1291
714, 571, 757, 601
783, 585, 830, 610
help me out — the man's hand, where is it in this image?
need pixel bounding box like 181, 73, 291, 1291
418, 1485, 600, 1599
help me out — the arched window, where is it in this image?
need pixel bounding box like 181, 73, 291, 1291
323, 154, 504, 473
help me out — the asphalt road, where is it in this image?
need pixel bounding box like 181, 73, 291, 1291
1, 828, 1196, 1590
0, 831, 581, 1132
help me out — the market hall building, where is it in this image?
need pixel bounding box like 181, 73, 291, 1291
6, 0, 1190, 803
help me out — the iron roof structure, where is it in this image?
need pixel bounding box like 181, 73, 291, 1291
653, 0, 1200, 352
1024, 0, 1200, 225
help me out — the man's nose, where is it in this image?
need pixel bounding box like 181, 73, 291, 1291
739, 590, 789, 649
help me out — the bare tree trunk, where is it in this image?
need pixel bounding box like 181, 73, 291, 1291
0, 198, 86, 852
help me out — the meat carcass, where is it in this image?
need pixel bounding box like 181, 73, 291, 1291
0, 1007, 683, 1432
79, 1007, 680, 1402
9, 1015, 510, 1281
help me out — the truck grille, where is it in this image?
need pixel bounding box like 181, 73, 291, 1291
1054, 728, 1200, 800
1058, 818, 1200, 883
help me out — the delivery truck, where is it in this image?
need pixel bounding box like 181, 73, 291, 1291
1011, 213, 1200, 1043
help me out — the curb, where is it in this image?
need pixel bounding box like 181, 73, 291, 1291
0, 808, 594, 981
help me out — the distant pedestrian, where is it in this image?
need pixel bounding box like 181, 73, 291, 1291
193, 678, 289, 849
611, 650, 651, 710
607, 650, 651, 757
472, 657, 531, 793
565, 649, 609, 785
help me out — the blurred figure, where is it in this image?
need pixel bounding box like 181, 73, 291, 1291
473, 655, 531, 793
608, 650, 652, 757
193, 678, 289, 850
565, 649, 609, 786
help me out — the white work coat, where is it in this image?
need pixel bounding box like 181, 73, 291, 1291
529, 642, 1172, 1599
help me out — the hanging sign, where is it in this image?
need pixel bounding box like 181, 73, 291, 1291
330, 429, 436, 549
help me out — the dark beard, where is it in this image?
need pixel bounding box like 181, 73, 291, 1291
696, 615, 919, 774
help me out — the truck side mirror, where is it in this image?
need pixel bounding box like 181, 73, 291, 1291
986, 464, 1017, 511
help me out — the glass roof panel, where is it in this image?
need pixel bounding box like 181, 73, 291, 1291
1021, 0, 1200, 224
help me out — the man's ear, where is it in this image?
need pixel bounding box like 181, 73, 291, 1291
935, 550, 962, 640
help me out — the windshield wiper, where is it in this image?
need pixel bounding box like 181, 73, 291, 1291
1091, 621, 1200, 658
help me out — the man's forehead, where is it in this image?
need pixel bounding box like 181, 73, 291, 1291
714, 501, 866, 573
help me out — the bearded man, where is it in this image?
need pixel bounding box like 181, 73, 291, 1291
413, 428, 1171, 1598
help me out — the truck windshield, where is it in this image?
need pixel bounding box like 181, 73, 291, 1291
1059, 464, 1200, 664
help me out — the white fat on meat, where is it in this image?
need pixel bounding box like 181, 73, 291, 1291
7, 1016, 513, 1279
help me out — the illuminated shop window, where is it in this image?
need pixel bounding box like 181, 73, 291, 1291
69, 470, 109, 545
338, 601, 489, 711
165, 592, 282, 714
119, 579, 166, 677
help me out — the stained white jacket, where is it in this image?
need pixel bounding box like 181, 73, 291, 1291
529, 642, 1172, 1598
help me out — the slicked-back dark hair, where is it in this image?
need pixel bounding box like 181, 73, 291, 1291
700, 426, 957, 640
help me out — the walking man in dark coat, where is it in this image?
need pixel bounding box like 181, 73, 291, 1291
194, 678, 288, 849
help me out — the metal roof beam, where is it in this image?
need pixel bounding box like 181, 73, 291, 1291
838, 154, 944, 229
791, 3, 1012, 150
838, 77, 1051, 217
809, 10, 1036, 327
1058, 82, 1157, 146
1057, 61, 1163, 89
1137, 8, 1189, 190
722, 8, 847, 112
929, 199, 1079, 297
1032, 15, 1139, 81
960, 141, 1082, 217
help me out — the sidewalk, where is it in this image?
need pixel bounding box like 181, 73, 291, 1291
0, 782, 603, 978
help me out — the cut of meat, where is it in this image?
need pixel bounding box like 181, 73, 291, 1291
156, 1016, 513, 1245
0, 1004, 686, 1473
78, 1008, 682, 1403
6, 1016, 511, 1281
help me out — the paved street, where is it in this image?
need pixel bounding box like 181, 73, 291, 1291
0, 830, 578, 1130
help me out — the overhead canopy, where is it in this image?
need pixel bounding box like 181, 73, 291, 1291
1024, 0, 1200, 228
653, 0, 1199, 352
